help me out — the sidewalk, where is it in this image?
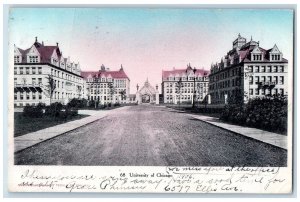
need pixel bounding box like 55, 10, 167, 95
188, 113, 287, 150
14, 107, 127, 153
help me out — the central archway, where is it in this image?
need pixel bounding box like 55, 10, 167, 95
142, 94, 150, 103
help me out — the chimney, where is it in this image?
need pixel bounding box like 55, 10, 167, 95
42, 41, 44, 46
35, 36, 37, 42
56, 42, 59, 47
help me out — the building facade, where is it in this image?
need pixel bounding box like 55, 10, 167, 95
127, 79, 159, 105
162, 64, 210, 104
209, 34, 288, 104
14, 37, 85, 106
81, 64, 130, 104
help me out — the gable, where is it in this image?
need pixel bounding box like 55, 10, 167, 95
270, 44, 281, 53
252, 46, 262, 54
14, 46, 22, 55
27, 45, 40, 56
51, 49, 58, 59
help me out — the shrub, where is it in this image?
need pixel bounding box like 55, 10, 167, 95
114, 103, 120, 107
68, 98, 88, 108
108, 103, 112, 107
45, 102, 63, 117
23, 105, 43, 118
88, 100, 95, 108
220, 94, 287, 133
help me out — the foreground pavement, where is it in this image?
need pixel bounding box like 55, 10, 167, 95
14, 108, 126, 152
15, 105, 287, 166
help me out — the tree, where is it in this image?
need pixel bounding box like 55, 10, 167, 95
176, 78, 183, 107
44, 75, 56, 105
119, 89, 127, 102
76, 85, 82, 99
108, 82, 116, 105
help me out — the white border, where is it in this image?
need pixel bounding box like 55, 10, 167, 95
1, 0, 298, 201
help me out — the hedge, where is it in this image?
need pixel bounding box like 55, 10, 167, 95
220, 95, 287, 133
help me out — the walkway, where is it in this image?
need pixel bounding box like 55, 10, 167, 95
14, 107, 128, 153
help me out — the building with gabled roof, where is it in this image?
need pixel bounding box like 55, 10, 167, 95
81, 64, 130, 104
209, 34, 288, 104
14, 37, 85, 106
162, 63, 210, 104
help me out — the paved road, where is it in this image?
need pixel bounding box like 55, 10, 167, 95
15, 105, 287, 166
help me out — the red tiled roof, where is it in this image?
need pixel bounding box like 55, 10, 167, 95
162, 68, 210, 80
36, 46, 60, 63
17, 43, 62, 63
81, 69, 129, 80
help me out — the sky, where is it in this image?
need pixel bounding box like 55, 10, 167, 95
9, 8, 294, 93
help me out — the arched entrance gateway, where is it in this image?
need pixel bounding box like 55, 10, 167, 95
142, 94, 151, 103
136, 78, 159, 105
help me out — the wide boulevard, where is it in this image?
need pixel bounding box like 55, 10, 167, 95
15, 105, 287, 166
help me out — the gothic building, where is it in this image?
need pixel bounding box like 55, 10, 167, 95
209, 34, 288, 104
81, 64, 130, 104
14, 37, 85, 106
161, 64, 210, 104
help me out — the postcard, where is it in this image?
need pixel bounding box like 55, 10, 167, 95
7, 7, 294, 193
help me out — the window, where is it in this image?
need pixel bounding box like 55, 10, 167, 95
280, 88, 284, 95
38, 78, 42, 84
20, 93, 24, 100
273, 66, 278, 72
38, 67, 42, 74
20, 67, 24, 74
26, 92, 30, 100
14, 56, 21, 63
249, 76, 253, 84
29, 56, 38, 63
14, 78, 17, 85
32, 92, 36, 100
255, 66, 259, 72
255, 88, 259, 95
261, 76, 266, 82
248, 66, 253, 72
267, 66, 271, 72
262, 89, 265, 95
39, 93, 42, 99
14, 93, 17, 100
32, 67, 36, 74
26, 67, 30, 74
261, 66, 266, 72
274, 76, 278, 84
279, 76, 284, 84
255, 76, 259, 84
14, 67, 17, 74
267, 76, 272, 82
274, 88, 278, 95
32, 78, 36, 85
279, 66, 284, 72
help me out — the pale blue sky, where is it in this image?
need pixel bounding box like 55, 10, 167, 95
9, 8, 294, 91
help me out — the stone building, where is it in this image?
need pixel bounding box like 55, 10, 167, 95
128, 78, 159, 105
14, 37, 85, 106
161, 64, 209, 104
209, 34, 288, 104
81, 64, 130, 104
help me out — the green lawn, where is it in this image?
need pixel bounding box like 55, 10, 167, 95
14, 112, 89, 137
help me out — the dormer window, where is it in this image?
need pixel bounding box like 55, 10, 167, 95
252, 54, 262, 61
271, 54, 281, 61
29, 56, 39, 63
14, 56, 21, 63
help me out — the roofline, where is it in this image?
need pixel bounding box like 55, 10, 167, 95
14, 62, 83, 78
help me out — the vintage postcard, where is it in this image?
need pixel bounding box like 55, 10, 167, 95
7, 6, 294, 193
